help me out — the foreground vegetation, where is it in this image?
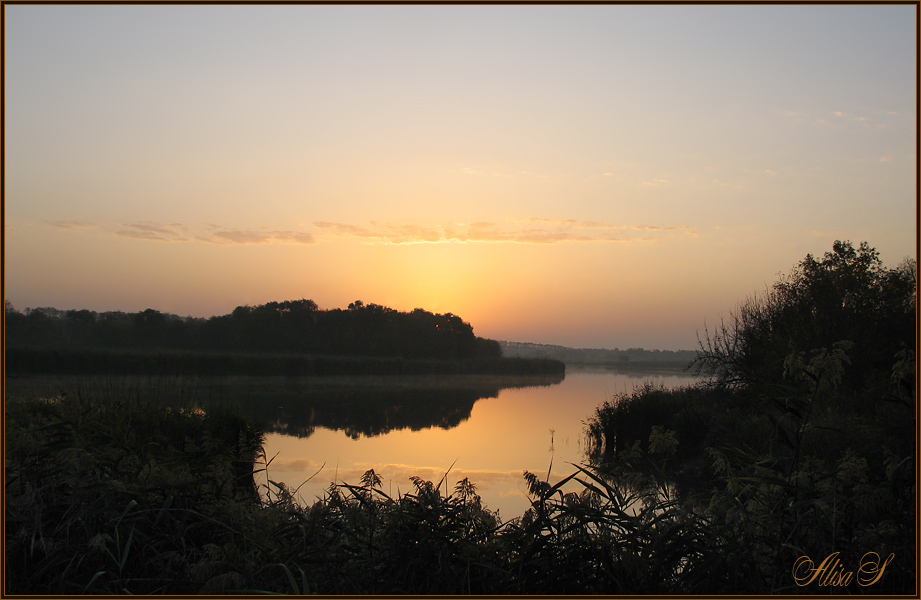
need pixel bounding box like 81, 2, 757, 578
7, 390, 913, 594
3, 394, 737, 595
6, 241, 916, 594
587, 241, 916, 593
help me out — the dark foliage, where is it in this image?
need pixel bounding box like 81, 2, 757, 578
5, 347, 565, 378
5, 298, 567, 376
5, 299, 503, 361
5, 396, 266, 595
2, 396, 743, 595
692, 240, 915, 394
586, 241, 917, 593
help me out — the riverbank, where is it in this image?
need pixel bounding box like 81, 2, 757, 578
5, 346, 565, 377
0, 393, 753, 595
3, 394, 685, 594
565, 360, 693, 373
7, 373, 914, 595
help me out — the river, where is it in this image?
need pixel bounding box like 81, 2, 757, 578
257, 366, 698, 519
5, 366, 698, 519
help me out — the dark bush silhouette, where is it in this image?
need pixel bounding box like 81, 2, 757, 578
586, 240, 916, 593
693, 240, 915, 395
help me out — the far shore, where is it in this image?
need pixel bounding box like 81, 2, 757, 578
563, 360, 696, 374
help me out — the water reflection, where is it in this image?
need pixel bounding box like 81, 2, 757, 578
223, 374, 566, 439
4, 373, 565, 441
261, 369, 698, 519
5, 369, 696, 519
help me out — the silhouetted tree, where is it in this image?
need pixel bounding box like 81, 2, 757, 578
62, 309, 98, 346
694, 240, 916, 395
4, 298, 504, 362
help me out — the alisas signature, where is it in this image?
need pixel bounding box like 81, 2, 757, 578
793, 552, 895, 587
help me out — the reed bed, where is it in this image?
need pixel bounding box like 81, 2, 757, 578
6, 393, 730, 595
585, 377, 916, 594
7, 376, 914, 594
6, 347, 566, 378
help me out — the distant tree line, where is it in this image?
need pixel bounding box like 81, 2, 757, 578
4, 299, 502, 361
500, 341, 697, 366
5, 348, 565, 378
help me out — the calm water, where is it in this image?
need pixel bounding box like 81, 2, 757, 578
6, 367, 698, 520
259, 367, 698, 519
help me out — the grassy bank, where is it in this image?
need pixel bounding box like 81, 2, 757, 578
5, 346, 565, 377
5, 395, 265, 594
4, 394, 712, 594
7, 381, 914, 594
583, 378, 915, 594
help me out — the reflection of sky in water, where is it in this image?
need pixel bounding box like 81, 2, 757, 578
260, 369, 697, 520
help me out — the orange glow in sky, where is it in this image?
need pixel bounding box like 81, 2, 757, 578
4, 5, 916, 350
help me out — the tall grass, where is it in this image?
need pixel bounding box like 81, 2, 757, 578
7, 363, 913, 594
5, 395, 268, 594
5, 393, 734, 594
585, 365, 916, 594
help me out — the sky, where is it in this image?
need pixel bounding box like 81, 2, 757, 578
4, 4, 917, 350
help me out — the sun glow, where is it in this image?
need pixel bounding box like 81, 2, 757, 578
4, 5, 914, 351
389, 243, 488, 316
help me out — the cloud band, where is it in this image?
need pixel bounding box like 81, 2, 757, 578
48, 218, 696, 246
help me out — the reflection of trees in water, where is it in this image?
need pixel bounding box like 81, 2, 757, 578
284, 388, 486, 439
7, 373, 564, 440
218, 375, 564, 439
233, 387, 490, 439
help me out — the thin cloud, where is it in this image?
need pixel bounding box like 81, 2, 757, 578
50, 220, 100, 231
47, 220, 315, 245
213, 230, 272, 244
122, 222, 191, 241
516, 217, 578, 226
271, 231, 316, 244
630, 224, 694, 232
114, 228, 178, 242
314, 222, 379, 239
458, 167, 485, 176
781, 107, 898, 129
180, 227, 316, 245
710, 179, 744, 190
47, 218, 691, 247
315, 219, 697, 245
